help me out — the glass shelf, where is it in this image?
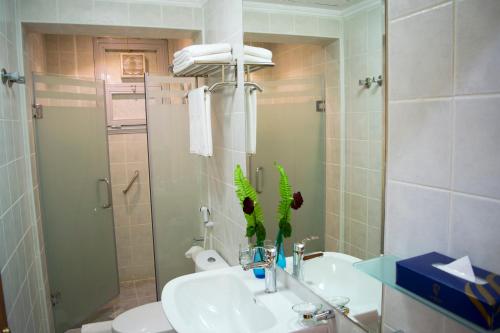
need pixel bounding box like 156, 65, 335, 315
353, 255, 500, 333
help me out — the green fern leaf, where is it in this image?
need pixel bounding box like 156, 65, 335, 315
275, 162, 294, 239
234, 165, 265, 243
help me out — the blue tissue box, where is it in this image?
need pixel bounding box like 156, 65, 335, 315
396, 252, 500, 330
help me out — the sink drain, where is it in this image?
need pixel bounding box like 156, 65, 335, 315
208, 257, 216, 263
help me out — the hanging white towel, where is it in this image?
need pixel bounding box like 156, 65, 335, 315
243, 54, 274, 64
188, 86, 213, 157
174, 43, 231, 59
174, 53, 233, 74
245, 86, 257, 154
244, 45, 272, 60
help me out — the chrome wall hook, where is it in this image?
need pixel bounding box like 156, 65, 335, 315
359, 77, 372, 88
358, 75, 383, 89
1, 68, 25, 87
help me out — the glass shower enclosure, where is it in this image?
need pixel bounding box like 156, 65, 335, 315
33, 73, 119, 333
144, 74, 206, 292
248, 76, 326, 254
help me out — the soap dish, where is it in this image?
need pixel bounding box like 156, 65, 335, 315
292, 302, 323, 320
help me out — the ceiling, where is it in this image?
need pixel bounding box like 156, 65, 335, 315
243, 0, 368, 11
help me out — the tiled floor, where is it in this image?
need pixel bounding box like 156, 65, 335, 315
84, 278, 157, 324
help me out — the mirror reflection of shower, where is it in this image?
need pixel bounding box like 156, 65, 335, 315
28, 32, 200, 332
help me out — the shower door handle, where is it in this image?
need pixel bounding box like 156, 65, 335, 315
98, 177, 112, 209
256, 167, 264, 193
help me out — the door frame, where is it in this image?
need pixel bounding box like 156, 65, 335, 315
0, 272, 10, 332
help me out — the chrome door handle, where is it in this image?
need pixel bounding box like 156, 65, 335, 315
98, 177, 112, 209
256, 167, 263, 193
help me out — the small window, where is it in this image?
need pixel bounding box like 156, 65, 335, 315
105, 83, 146, 127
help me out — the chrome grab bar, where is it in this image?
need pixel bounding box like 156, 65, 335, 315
98, 178, 112, 209
123, 170, 139, 194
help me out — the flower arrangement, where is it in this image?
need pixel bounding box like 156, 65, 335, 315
275, 163, 303, 263
234, 164, 266, 246
234, 163, 303, 267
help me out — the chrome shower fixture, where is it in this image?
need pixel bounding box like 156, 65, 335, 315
1, 68, 25, 87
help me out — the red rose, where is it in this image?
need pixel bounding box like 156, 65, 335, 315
243, 197, 255, 214
290, 192, 303, 210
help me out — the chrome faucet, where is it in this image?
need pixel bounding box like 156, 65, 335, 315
293, 236, 323, 280
240, 245, 277, 293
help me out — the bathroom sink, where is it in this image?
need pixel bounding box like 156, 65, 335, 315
286, 252, 382, 318
162, 266, 329, 333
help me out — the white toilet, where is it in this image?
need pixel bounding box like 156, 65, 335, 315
110, 250, 229, 333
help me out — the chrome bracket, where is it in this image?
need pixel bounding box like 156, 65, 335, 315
316, 100, 326, 112
1, 68, 25, 87
32, 103, 43, 119
50, 291, 61, 307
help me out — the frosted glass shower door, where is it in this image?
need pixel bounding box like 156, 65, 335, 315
145, 74, 203, 291
33, 74, 119, 333
248, 77, 325, 254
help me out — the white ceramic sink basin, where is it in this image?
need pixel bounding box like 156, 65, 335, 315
162, 265, 329, 333
286, 252, 382, 318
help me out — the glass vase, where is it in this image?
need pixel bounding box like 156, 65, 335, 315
276, 241, 286, 269
275, 230, 286, 269
253, 247, 265, 279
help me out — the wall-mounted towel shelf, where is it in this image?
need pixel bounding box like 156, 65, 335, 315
244, 63, 275, 74
172, 60, 274, 96
244, 63, 274, 92
171, 61, 236, 78
244, 82, 263, 92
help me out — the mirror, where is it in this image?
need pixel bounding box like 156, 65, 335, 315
243, 0, 386, 331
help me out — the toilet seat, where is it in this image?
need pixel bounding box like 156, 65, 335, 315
112, 302, 174, 333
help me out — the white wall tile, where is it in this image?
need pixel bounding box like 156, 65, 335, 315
388, 100, 452, 188
129, 3, 162, 27
1, 23, 51, 333
383, 287, 445, 333
58, 0, 94, 24
389, 3, 453, 100
453, 96, 500, 199
385, 0, 500, 332
269, 13, 294, 34
203, 0, 245, 265
455, 0, 500, 95
449, 194, 500, 274
94, 1, 129, 26
385, 181, 450, 257
388, 0, 446, 20
162, 5, 194, 29
243, 10, 269, 33
318, 17, 341, 38
16, 0, 57, 23
294, 14, 318, 36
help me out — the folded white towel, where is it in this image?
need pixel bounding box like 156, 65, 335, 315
174, 53, 233, 74
245, 86, 257, 154
243, 54, 274, 64
244, 45, 272, 60
188, 86, 213, 157
174, 43, 231, 59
